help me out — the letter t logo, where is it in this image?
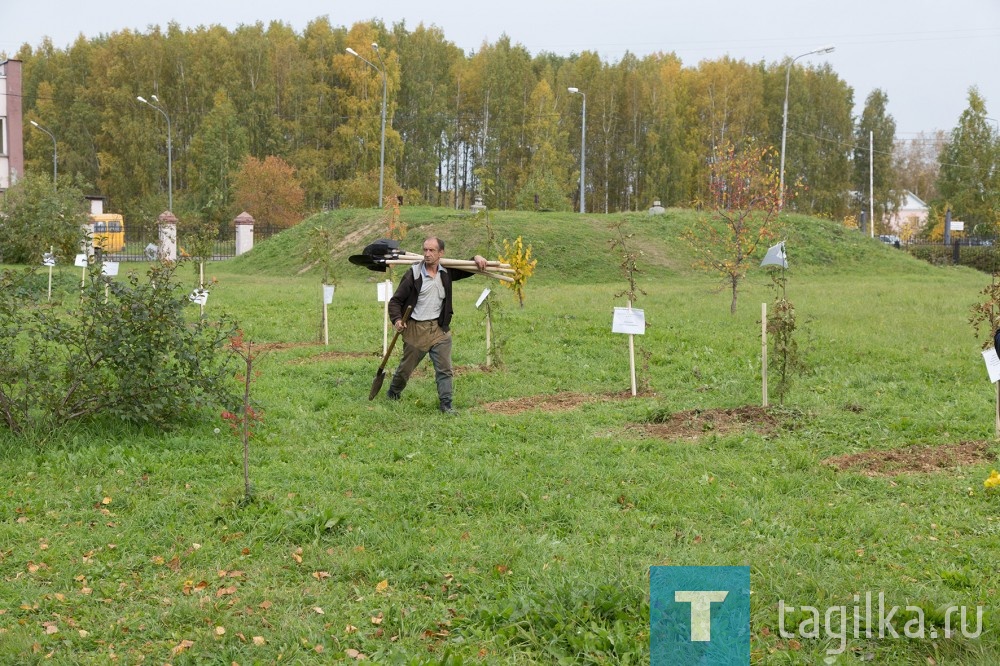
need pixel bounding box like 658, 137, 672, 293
675, 590, 729, 641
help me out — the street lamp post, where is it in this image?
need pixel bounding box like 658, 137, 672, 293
29, 120, 57, 189
347, 44, 388, 208
137, 94, 173, 212
568, 87, 586, 214
779, 45, 834, 209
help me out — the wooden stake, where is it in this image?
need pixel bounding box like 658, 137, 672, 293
485, 305, 493, 369
382, 279, 391, 356
199, 260, 205, 318
47, 246, 53, 302
762, 302, 768, 408
628, 300, 637, 397
322, 286, 329, 346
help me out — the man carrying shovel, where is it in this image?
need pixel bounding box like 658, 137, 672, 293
385, 237, 488, 414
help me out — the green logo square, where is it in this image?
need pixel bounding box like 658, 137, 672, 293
650, 565, 750, 665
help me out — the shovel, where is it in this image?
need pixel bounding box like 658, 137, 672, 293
369, 305, 412, 400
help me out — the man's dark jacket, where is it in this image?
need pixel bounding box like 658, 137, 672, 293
388, 263, 475, 332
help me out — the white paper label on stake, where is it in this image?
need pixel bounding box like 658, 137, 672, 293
42, 252, 56, 267
102, 261, 120, 277
377, 280, 392, 302
983, 348, 1000, 383
189, 289, 209, 306
612, 307, 646, 335
323, 284, 335, 305
74, 254, 88, 267
476, 287, 491, 309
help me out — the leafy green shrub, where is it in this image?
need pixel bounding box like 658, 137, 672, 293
0, 172, 90, 264
0, 262, 238, 435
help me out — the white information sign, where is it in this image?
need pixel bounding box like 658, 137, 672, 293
74, 254, 88, 267
189, 289, 209, 306
983, 347, 1000, 383
612, 307, 646, 335
476, 287, 491, 309
952, 221, 965, 232
42, 253, 56, 267
323, 284, 335, 305
101, 261, 120, 277
377, 280, 393, 302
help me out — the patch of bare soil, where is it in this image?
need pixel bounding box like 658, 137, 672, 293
250, 342, 374, 363
254, 341, 323, 352
634, 405, 779, 441
479, 390, 654, 415
823, 441, 994, 477
289, 350, 373, 364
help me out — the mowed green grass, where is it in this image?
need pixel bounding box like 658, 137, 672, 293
1, 209, 998, 665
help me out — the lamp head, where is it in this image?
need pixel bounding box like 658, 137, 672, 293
372, 42, 379, 50
346, 47, 358, 56
568, 87, 579, 94
137, 95, 148, 103
30, 120, 39, 127
151, 94, 160, 102
817, 45, 835, 55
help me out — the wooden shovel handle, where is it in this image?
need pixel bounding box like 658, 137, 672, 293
377, 305, 412, 373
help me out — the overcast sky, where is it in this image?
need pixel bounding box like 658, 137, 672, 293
3, 0, 999, 136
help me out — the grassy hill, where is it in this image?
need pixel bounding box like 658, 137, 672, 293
225, 206, 939, 284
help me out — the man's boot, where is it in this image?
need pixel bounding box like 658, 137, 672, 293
439, 399, 457, 415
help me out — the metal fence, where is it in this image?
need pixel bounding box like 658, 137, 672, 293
904, 240, 999, 273
103, 221, 280, 262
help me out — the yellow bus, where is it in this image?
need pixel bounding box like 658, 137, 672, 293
90, 213, 126, 253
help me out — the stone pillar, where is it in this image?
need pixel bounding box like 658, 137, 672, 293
648, 199, 666, 215
470, 195, 487, 213
83, 222, 95, 259
234, 211, 255, 256
157, 210, 177, 261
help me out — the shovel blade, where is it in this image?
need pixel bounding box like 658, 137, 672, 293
369, 368, 387, 400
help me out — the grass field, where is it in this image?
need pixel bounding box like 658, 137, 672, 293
1, 207, 998, 664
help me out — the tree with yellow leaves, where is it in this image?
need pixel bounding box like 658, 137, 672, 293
499, 236, 537, 308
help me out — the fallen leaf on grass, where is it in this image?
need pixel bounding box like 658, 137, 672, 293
216, 586, 237, 598
345, 648, 367, 660
172, 639, 194, 655
375, 580, 389, 594
313, 607, 325, 614
345, 624, 358, 634
101, 497, 112, 505
371, 613, 383, 625
312, 571, 330, 581
215, 626, 226, 636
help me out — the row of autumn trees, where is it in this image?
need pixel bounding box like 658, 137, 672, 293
9, 18, 999, 233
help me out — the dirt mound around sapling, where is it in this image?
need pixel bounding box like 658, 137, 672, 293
823, 441, 994, 476
634, 405, 780, 440
480, 390, 653, 415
